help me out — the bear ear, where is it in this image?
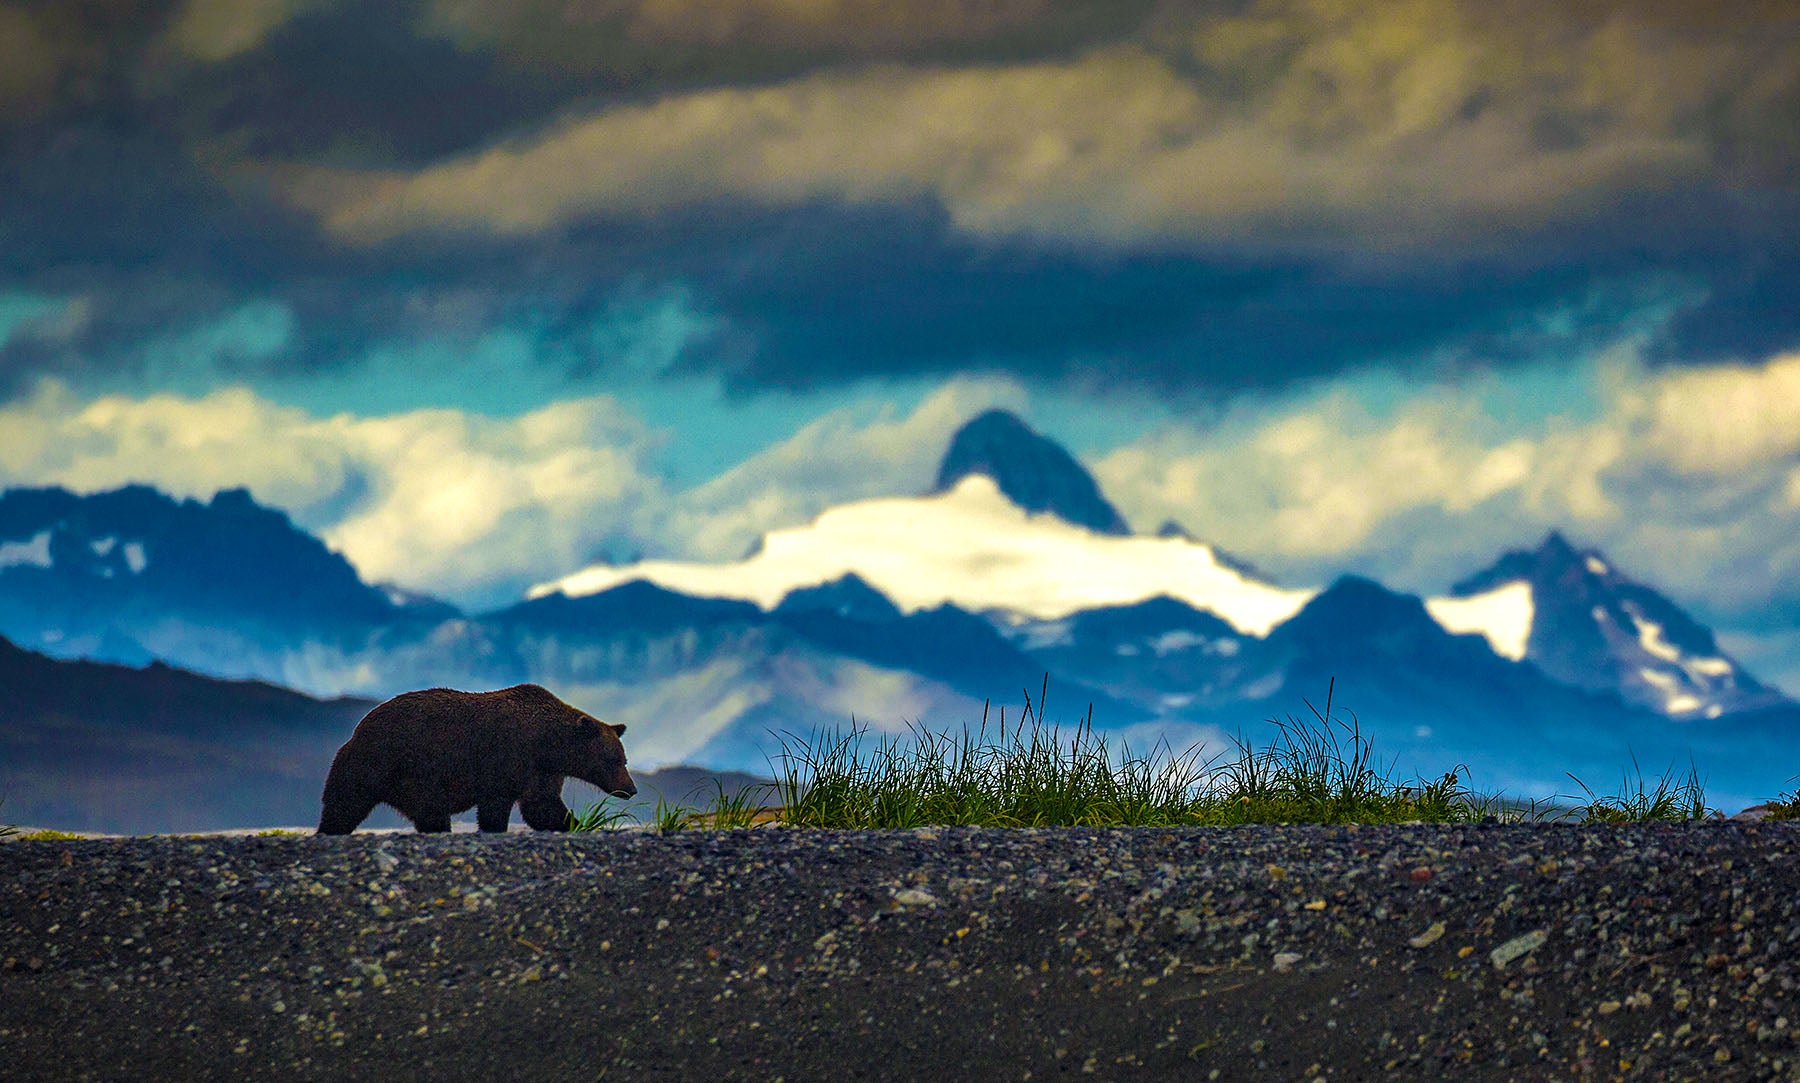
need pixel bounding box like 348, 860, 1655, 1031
610, 722, 626, 736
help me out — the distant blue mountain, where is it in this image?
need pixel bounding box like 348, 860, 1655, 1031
933, 409, 1130, 534
1451, 532, 1783, 719
0, 630, 373, 833
495, 579, 763, 636
773, 573, 903, 623
0, 485, 447, 666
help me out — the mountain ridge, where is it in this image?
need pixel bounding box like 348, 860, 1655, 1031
933, 409, 1130, 535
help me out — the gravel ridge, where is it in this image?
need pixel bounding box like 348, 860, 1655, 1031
3, 822, 1799, 1081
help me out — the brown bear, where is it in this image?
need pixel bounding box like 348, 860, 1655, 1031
316, 684, 636, 835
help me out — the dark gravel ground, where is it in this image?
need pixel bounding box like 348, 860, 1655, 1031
3, 822, 1799, 1081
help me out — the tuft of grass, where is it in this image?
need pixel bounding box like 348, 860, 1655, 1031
1758, 776, 1800, 822
774, 679, 1223, 829
772, 679, 1496, 828
568, 800, 636, 832
1562, 755, 1717, 824
1204, 683, 1487, 826
571, 779, 783, 833
769, 680, 1729, 829
0, 798, 14, 840
689, 779, 782, 829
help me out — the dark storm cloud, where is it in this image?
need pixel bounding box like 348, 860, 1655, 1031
1, 0, 1797, 405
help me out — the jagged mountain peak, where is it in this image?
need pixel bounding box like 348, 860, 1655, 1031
933, 409, 1129, 535
0, 483, 402, 644
1450, 530, 1609, 596
1444, 531, 1782, 720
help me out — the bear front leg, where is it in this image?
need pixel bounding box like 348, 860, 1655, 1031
317, 797, 377, 836
520, 774, 573, 831
476, 799, 514, 833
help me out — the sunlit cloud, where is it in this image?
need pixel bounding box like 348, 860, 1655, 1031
1093, 345, 1800, 618
270, 0, 1799, 250
0, 381, 664, 608
663, 376, 1025, 561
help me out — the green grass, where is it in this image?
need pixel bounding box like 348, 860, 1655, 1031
1562, 756, 1715, 824
570, 777, 783, 833
1764, 779, 1800, 822
568, 680, 1762, 832
769, 680, 1511, 829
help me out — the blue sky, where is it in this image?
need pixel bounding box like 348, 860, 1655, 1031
3, 0, 1800, 687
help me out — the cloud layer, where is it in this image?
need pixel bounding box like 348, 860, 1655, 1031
2, 0, 1795, 408
1094, 344, 1800, 628
0, 377, 1017, 609
280, 1, 1794, 250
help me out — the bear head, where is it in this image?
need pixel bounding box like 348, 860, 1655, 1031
545, 715, 637, 798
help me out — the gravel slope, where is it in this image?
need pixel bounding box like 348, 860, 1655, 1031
3, 823, 1799, 1081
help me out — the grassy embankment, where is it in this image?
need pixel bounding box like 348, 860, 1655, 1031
573, 682, 1800, 832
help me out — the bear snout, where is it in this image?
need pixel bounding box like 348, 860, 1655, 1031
608, 775, 637, 799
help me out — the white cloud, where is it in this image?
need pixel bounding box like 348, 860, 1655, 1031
661, 376, 1024, 560
1092, 345, 1800, 623
0, 373, 1028, 610
0, 380, 663, 608
1639, 351, 1800, 475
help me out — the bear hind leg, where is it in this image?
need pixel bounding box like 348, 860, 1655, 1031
476, 799, 513, 833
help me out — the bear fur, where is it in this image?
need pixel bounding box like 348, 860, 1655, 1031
316, 684, 635, 835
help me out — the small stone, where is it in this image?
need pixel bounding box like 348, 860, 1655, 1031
1597, 1001, 1621, 1015
1273, 953, 1302, 972
894, 888, 938, 907
1490, 929, 1548, 970
1408, 922, 1446, 949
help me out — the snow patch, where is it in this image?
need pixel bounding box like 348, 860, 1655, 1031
1585, 556, 1608, 576
1012, 619, 1073, 651
1637, 667, 1706, 715
1150, 630, 1211, 657
0, 530, 52, 569
1425, 581, 1534, 661
122, 541, 147, 574
90, 536, 117, 556
1627, 605, 1736, 685
531, 476, 1316, 635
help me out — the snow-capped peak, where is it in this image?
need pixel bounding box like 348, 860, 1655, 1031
1433, 532, 1781, 720
531, 474, 1316, 635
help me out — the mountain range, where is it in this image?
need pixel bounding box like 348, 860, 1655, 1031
3, 409, 1797, 827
